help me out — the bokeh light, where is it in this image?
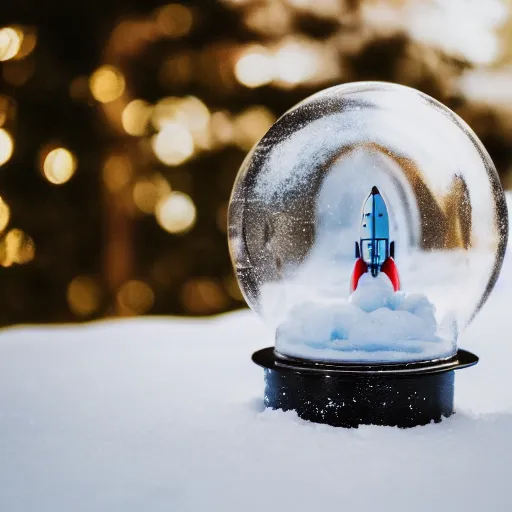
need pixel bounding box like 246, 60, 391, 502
89, 65, 126, 103
210, 111, 234, 145
152, 123, 194, 166
155, 3, 194, 38
274, 38, 320, 87
102, 153, 133, 193
152, 96, 211, 151
0, 128, 14, 166
0, 27, 23, 62
67, 276, 102, 318
233, 106, 276, 150
244, 1, 291, 36
122, 99, 152, 136
133, 173, 171, 214
116, 280, 155, 315
179, 96, 210, 131
234, 39, 334, 89
152, 97, 183, 130
0, 196, 10, 234
0, 228, 35, 267
285, 0, 343, 19
235, 45, 274, 88
42, 147, 77, 185
181, 277, 228, 314
152, 96, 210, 132
156, 191, 196, 234
15, 30, 37, 60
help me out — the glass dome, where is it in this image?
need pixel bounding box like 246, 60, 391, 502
228, 82, 507, 364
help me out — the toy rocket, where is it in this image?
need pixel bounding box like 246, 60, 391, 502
350, 186, 400, 292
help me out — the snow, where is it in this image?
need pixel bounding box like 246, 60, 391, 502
255, 84, 496, 220
276, 273, 455, 362
1, 301, 511, 510
1, 216, 512, 511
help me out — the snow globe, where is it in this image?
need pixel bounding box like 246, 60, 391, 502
228, 82, 508, 428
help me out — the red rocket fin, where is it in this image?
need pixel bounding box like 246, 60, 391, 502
350, 258, 368, 293
381, 257, 400, 291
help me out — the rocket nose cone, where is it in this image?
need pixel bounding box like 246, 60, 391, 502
371, 186, 380, 195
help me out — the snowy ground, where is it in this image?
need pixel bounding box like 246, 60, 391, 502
1, 248, 512, 509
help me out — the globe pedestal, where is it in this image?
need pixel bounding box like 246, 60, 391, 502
252, 348, 479, 428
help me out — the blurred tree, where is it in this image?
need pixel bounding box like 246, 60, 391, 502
0, 0, 511, 324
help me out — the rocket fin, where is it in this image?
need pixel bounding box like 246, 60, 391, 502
381, 257, 400, 291
350, 258, 368, 293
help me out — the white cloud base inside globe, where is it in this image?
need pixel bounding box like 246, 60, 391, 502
276, 273, 456, 363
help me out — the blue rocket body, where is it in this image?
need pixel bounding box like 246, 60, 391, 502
351, 186, 400, 291
359, 186, 392, 276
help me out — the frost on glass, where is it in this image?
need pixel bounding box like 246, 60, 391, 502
228, 82, 508, 363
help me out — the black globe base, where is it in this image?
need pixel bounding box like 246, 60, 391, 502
252, 348, 478, 428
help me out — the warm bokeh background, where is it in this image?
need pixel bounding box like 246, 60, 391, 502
1, 0, 512, 325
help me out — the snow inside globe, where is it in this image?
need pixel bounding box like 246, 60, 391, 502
229, 82, 508, 366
